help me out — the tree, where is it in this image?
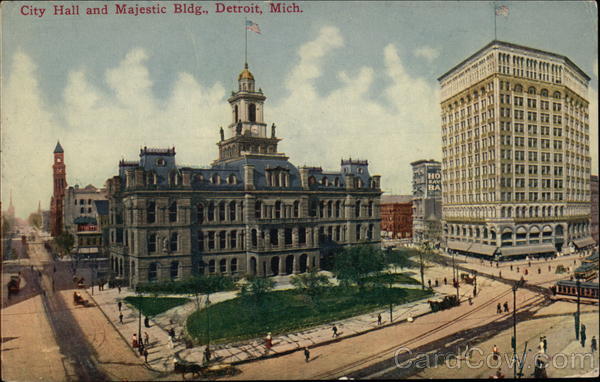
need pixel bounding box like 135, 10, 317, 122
333, 245, 385, 290
53, 230, 74, 257
385, 249, 411, 273
27, 212, 42, 229
291, 269, 331, 302
238, 276, 275, 304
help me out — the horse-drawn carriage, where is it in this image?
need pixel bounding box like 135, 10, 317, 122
73, 291, 90, 306
460, 273, 477, 285
428, 295, 460, 312
173, 359, 237, 379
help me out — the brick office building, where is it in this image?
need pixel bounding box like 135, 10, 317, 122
380, 195, 413, 240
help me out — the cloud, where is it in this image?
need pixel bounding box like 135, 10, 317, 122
414, 46, 440, 63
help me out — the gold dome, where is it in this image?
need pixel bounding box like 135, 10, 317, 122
238, 63, 254, 81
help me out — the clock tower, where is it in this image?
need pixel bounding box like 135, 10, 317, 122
50, 141, 67, 237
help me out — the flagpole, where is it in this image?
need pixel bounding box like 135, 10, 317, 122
494, 2, 497, 41
245, 17, 248, 66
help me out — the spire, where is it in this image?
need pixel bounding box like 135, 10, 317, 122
54, 140, 64, 154
38, 200, 42, 213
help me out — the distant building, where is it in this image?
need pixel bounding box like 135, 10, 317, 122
380, 195, 412, 239
439, 40, 593, 259
411, 160, 442, 246
63, 185, 107, 257
50, 141, 67, 237
591, 175, 599, 245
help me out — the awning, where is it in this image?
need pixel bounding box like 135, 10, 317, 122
447, 240, 472, 252
573, 237, 597, 249
469, 243, 498, 257
500, 244, 556, 257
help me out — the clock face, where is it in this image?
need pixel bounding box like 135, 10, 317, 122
57, 158, 61, 163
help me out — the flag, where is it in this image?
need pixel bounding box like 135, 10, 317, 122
495, 5, 509, 16
246, 20, 261, 34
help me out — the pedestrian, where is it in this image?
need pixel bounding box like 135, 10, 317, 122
496, 262, 499, 268
132, 333, 138, 348
428, 279, 431, 288
528, 261, 531, 267
118, 301, 122, 312
203, 346, 211, 364
548, 265, 551, 272
304, 347, 310, 363
444, 277, 447, 285
497, 303, 502, 314
119, 313, 123, 324
377, 313, 382, 325
118, 285, 121, 294
492, 344, 499, 360
144, 316, 150, 328
538, 337, 545, 354
591, 336, 597, 353
468, 297, 472, 305
538, 268, 541, 274
510, 265, 513, 271
499, 271, 502, 278
139, 342, 145, 356
580, 324, 587, 348
143, 348, 149, 363
503, 302, 509, 313
543, 336, 548, 353
265, 332, 272, 351
435, 279, 439, 287
168, 335, 174, 349
332, 325, 338, 338
525, 269, 528, 275
517, 266, 520, 272
144, 331, 150, 346
169, 327, 176, 339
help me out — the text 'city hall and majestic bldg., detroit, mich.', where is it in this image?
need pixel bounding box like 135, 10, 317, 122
106, 64, 382, 285
440, 41, 593, 259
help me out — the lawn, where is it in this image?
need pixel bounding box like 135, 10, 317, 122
362, 272, 421, 285
124, 296, 191, 317
186, 287, 432, 344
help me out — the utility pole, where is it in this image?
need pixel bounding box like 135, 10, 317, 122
575, 278, 581, 340
452, 251, 460, 300
206, 294, 211, 351
419, 248, 425, 290
512, 280, 521, 379
137, 287, 142, 352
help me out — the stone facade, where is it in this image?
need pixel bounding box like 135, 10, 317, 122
591, 175, 599, 245
439, 41, 592, 259
106, 64, 382, 285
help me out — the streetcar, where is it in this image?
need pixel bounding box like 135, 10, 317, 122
550, 280, 599, 303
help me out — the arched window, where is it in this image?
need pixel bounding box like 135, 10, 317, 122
335, 201, 341, 217
553, 91, 561, 99
527, 86, 536, 95
228, 174, 237, 184
356, 224, 362, 241
170, 232, 178, 252
147, 201, 156, 223
220, 259, 227, 273
308, 176, 316, 185
541, 89, 548, 97
168, 201, 177, 222
219, 231, 226, 249
211, 174, 220, 184
514, 84, 523, 92
208, 202, 215, 221
229, 201, 237, 221
231, 258, 238, 273
219, 202, 226, 221
251, 229, 258, 247
147, 233, 156, 253
322, 177, 328, 186
255, 201, 262, 218
249, 103, 256, 122
208, 260, 216, 273
197, 204, 204, 222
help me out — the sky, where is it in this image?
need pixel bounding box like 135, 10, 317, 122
1, 0, 598, 218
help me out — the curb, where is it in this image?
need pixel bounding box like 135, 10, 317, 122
85, 291, 167, 374
207, 307, 435, 367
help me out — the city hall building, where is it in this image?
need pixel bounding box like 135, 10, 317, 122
106, 64, 382, 285
439, 41, 593, 259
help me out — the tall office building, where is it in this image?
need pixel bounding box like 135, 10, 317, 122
439, 41, 593, 259
411, 160, 442, 246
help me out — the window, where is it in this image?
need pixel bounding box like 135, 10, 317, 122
147, 233, 156, 253
220, 259, 227, 273
255, 201, 262, 218
219, 202, 225, 221
248, 103, 256, 122
198, 231, 204, 251
275, 201, 282, 219
231, 258, 238, 273
355, 201, 361, 217
208, 202, 215, 221
147, 201, 156, 223
231, 230, 237, 248
293, 201, 300, 218
208, 232, 215, 249
229, 201, 236, 221
148, 263, 158, 281
170, 261, 179, 280
219, 231, 226, 249
197, 204, 204, 222
168, 201, 177, 222
170, 233, 178, 252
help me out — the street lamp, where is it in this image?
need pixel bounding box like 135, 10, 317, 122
205, 293, 212, 361
451, 251, 460, 300
419, 245, 425, 290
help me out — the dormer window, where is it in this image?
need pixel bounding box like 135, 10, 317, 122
156, 158, 166, 167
